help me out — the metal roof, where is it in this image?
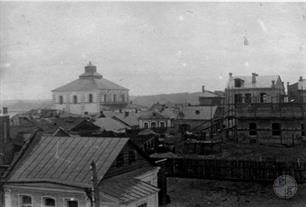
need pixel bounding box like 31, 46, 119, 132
94, 117, 131, 132
8, 136, 129, 188
52, 78, 128, 92
100, 175, 159, 203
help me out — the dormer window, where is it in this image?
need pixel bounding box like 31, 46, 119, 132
234, 79, 243, 88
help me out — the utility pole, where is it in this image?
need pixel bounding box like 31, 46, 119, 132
90, 161, 100, 207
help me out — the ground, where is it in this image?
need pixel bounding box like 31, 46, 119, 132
162, 178, 306, 207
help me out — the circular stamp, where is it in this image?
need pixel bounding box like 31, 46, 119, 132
273, 175, 298, 199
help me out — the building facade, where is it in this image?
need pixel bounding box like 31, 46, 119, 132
52, 62, 129, 115
4, 136, 160, 207
225, 73, 285, 105
288, 76, 306, 103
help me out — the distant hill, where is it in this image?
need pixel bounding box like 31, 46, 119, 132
130, 92, 203, 107
2, 99, 53, 113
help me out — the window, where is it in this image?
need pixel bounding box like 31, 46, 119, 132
89, 94, 93, 103
272, 123, 281, 136
43, 197, 55, 207
302, 124, 305, 136
19, 195, 32, 207
73, 95, 78, 104
249, 123, 257, 136
151, 122, 156, 128
137, 203, 147, 207
234, 94, 242, 104
160, 122, 165, 128
121, 94, 125, 102
234, 79, 242, 87
128, 150, 136, 164
59, 96, 64, 104
66, 200, 78, 207
245, 93, 252, 104
195, 110, 200, 115
116, 152, 124, 167
144, 122, 149, 128
113, 94, 117, 103
260, 93, 266, 103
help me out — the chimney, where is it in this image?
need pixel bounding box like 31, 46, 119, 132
202, 85, 205, 93
252, 73, 257, 84
299, 76, 303, 81
2, 107, 8, 115
272, 80, 275, 88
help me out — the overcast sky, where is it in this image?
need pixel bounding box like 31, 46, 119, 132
0, 2, 305, 100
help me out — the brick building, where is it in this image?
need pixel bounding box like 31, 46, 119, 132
52, 62, 129, 115
225, 73, 285, 105
288, 76, 306, 103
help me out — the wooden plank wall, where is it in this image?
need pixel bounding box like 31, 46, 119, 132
164, 158, 306, 183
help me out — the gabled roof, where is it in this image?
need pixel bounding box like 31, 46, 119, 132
100, 176, 159, 204
7, 136, 129, 188
178, 106, 217, 120
94, 117, 130, 132
228, 75, 281, 89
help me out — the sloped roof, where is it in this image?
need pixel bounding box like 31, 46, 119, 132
52, 78, 128, 92
179, 106, 217, 120
100, 176, 159, 203
8, 136, 129, 188
138, 129, 158, 136
228, 75, 281, 89
94, 117, 131, 132
199, 91, 219, 98
138, 111, 168, 120
103, 111, 140, 127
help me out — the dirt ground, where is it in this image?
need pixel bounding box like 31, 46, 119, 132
162, 178, 306, 207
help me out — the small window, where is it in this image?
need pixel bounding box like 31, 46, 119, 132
43, 197, 56, 207
245, 93, 252, 104
20, 195, 32, 207
73, 95, 78, 104
151, 122, 156, 128
128, 150, 136, 164
302, 124, 305, 136
59, 96, 64, 104
137, 203, 147, 207
249, 123, 257, 136
116, 152, 124, 167
144, 122, 149, 128
234, 79, 242, 87
234, 94, 242, 104
272, 123, 281, 136
66, 200, 78, 207
89, 94, 93, 103
160, 122, 165, 128
260, 93, 266, 103
195, 110, 200, 115
121, 94, 125, 102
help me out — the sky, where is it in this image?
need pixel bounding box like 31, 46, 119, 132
0, 2, 306, 100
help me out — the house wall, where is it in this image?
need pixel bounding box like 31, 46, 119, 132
139, 119, 171, 129
124, 193, 158, 207
199, 97, 224, 106
4, 185, 90, 207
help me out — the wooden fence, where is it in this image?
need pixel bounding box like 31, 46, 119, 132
163, 158, 306, 183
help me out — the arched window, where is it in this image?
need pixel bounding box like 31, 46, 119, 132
151, 122, 156, 128
73, 95, 78, 104
59, 96, 63, 104
89, 94, 93, 103
144, 122, 149, 128
19, 195, 32, 207
43, 197, 56, 207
